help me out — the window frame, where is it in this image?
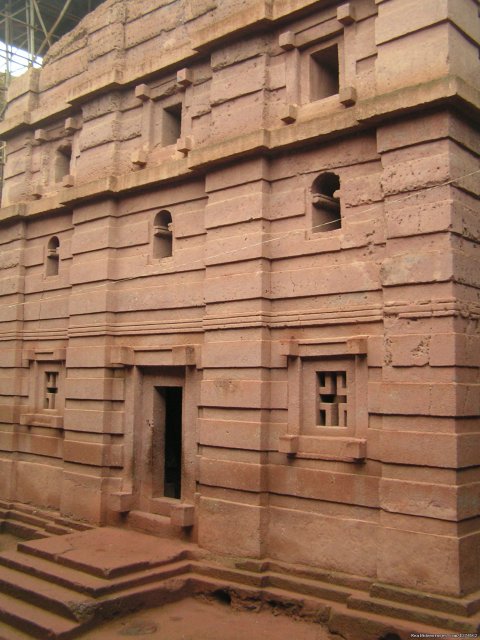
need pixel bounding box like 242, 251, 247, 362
279, 337, 368, 461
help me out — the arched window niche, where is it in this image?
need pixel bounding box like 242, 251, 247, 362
46, 236, 60, 277
311, 172, 341, 232
153, 210, 173, 259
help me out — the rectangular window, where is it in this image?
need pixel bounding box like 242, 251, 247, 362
310, 44, 339, 101
162, 103, 182, 146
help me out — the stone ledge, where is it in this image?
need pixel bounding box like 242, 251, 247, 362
1, 76, 478, 223
279, 435, 367, 462
1, 0, 321, 135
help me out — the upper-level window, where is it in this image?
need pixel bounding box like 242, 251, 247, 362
46, 236, 60, 276
310, 44, 339, 101
54, 143, 72, 182
153, 210, 173, 259
162, 104, 182, 146
311, 172, 341, 232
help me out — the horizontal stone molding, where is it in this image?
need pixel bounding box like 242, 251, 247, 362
19, 412, 63, 429
109, 344, 201, 368
22, 348, 66, 366
1, 77, 479, 226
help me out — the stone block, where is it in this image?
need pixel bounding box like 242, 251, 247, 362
278, 31, 296, 50
61, 174, 75, 188
210, 57, 265, 105
278, 435, 298, 455
176, 67, 193, 87
377, 525, 461, 596
131, 149, 148, 166
34, 128, 49, 143
337, 3, 356, 25
64, 116, 82, 134
280, 103, 298, 124
268, 506, 378, 579
135, 83, 151, 101
15, 461, 61, 510
376, 0, 448, 46
170, 503, 195, 527
176, 136, 193, 154
109, 492, 134, 513
199, 458, 266, 492
60, 471, 104, 523
198, 497, 266, 558
339, 86, 356, 106
198, 418, 264, 450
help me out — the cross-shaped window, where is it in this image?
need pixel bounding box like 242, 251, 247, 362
317, 371, 347, 427
44, 371, 58, 410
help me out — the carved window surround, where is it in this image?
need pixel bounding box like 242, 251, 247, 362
279, 2, 357, 126
279, 336, 367, 462
109, 344, 201, 369
20, 348, 66, 429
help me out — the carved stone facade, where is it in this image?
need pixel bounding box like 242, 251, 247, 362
0, 0, 479, 630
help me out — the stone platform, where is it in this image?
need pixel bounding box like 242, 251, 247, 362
0, 522, 479, 639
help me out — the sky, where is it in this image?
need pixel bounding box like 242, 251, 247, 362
0, 40, 42, 76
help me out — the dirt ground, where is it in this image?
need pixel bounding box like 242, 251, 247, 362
81, 597, 333, 640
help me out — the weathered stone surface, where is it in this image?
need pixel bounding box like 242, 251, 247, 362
0, 0, 479, 635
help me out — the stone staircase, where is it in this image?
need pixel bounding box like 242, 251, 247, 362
0, 527, 195, 639
0, 500, 94, 541
0, 515, 479, 639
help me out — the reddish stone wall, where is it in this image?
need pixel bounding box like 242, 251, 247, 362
0, 0, 479, 607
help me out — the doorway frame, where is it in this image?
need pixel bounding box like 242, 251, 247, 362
112, 345, 201, 518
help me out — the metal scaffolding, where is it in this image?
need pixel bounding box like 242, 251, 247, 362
1, 0, 104, 79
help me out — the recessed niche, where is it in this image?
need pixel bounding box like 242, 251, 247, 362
153, 210, 173, 259
311, 172, 341, 232
310, 44, 339, 101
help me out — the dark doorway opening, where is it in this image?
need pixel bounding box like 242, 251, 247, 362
154, 386, 183, 499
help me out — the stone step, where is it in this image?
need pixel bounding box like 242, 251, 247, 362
268, 571, 356, 604
44, 524, 76, 536
16, 541, 186, 581
347, 594, 480, 634
265, 559, 371, 592
0, 549, 119, 595
370, 582, 480, 617
4, 510, 52, 529
0, 502, 94, 536
195, 562, 358, 604
0, 590, 81, 640
126, 511, 188, 540
2, 521, 45, 540
53, 517, 94, 532
16, 541, 158, 580
0, 563, 96, 621
193, 563, 267, 588
0, 548, 192, 598
0, 618, 35, 640
189, 571, 338, 620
